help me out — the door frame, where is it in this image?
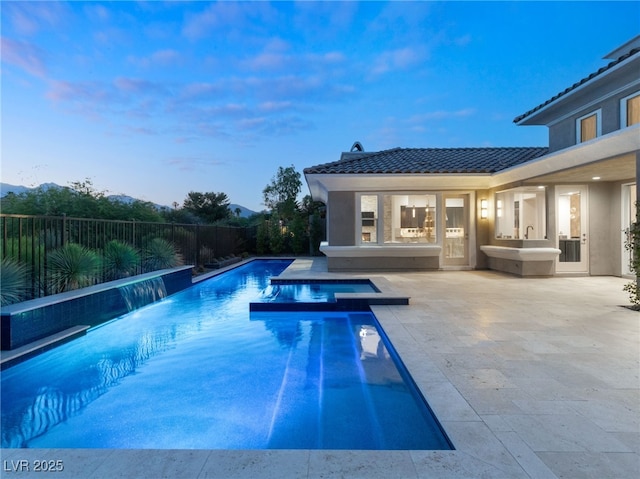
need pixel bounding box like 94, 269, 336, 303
442, 193, 470, 267
556, 185, 589, 274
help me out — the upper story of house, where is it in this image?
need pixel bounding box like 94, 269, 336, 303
514, 36, 640, 153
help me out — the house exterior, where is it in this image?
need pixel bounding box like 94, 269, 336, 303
304, 37, 639, 276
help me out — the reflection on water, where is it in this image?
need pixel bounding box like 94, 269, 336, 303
1, 260, 293, 448
1, 323, 183, 447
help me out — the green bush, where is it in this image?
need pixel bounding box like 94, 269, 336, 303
256, 221, 269, 255
103, 240, 140, 280
623, 212, 640, 309
143, 238, 182, 271
47, 243, 101, 293
1, 257, 29, 306
268, 215, 285, 255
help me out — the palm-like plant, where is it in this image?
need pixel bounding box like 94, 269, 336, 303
1, 257, 29, 306
143, 238, 182, 272
47, 243, 101, 293
103, 240, 140, 280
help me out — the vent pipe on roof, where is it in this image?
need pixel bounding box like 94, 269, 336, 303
351, 141, 364, 152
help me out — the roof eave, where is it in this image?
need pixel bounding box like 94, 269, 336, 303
514, 51, 640, 126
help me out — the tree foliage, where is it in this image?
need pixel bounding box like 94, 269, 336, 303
262, 165, 301, 220
182, 191, 231, 224
0, 179, 164, 222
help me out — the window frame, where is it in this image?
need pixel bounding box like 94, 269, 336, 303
620, 92, 640, 128
494, 186, 547, 240
575, 109, 602, 144
356, 192, 440, 245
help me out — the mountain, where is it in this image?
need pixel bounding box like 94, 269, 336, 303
0, 182, 258, 218
229, 204, 259, 218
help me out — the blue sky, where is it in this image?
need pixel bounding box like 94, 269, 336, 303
2, 1, 639, 212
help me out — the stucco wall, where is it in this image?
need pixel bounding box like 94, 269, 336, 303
327, 191, 355, 246
548, 73, 639, 152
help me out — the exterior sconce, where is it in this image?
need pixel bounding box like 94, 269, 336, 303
480, 199, 488, 219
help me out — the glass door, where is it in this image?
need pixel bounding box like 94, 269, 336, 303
556, 186, 589, 273
443, 195, 468, 266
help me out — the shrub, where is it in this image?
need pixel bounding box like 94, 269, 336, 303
47, 243, 101, 293
623, 211, 640, 309
268, 216, 285, 255
0, 257, 29, 306
289, 214, 307, 255
256, 221, 269, 255
103, 240, 140, 280
143, 238, 182, 271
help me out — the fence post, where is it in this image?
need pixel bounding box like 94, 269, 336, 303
62, 214, 67, 246
195, 224, 201, 268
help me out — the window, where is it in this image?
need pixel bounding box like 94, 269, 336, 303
495, 187, 546, 240
576, 110, 601, 143
358, 193, 438, 244
383, 194, 437, 243
621, 92, 640, 127
359, 195, 378, 243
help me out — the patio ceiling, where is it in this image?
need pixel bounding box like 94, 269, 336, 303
523, 153, 636, 184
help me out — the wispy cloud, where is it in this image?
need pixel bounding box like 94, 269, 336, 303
165, 157, 227, 172
370, 47, 427, 76
4, 1, 70, 36
182, 2, 276, 41
128, 49, 183, 68
1, 37, 48, 77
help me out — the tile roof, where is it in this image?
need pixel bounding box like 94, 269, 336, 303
514, 47, 640, 124
303, 147, 549, 175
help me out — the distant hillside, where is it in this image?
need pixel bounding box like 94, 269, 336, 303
0, 183, 258, 218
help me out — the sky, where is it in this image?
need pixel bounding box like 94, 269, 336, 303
1, 1, 639, 212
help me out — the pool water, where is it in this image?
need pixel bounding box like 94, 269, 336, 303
261, 280, 378, 303
1, 259, 451, 450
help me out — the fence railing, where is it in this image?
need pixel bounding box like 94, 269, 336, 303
1, 214, 257, 300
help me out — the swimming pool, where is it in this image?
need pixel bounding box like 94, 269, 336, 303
1, 259, 451, 450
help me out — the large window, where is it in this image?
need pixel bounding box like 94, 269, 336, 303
495, 187, 546, 240
576, 110, 601, 143
358, 193, 437, 244
621, 92, 640, 127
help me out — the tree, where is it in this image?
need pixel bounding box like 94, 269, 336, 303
182, 191, 231, 224
0, 179, 164, 221
262, 165, 301, 220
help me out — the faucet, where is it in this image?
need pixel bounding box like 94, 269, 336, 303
525, 225, 534, 239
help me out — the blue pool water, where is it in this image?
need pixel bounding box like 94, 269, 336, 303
1, 259, 451, 450
260, 280, 378, 303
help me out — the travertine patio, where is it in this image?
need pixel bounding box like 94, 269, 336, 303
1, 257, 638, 478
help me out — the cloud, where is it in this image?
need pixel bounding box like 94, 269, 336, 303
128, 49, 183, 68
182, 2, 276, 41
84, 4, 111, 23
0, 37, 48, 77
371, 47, 426, 75
4, 1, 70, 36
166, 157, 226, 172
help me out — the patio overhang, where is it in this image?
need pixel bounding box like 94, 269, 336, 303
490, 125, 639, 187
304, 125, 639, 204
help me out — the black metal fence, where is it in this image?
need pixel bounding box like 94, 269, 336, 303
1, 214, 257, 300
